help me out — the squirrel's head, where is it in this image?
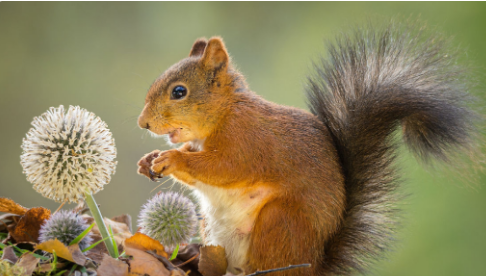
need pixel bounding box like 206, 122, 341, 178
138, 37, 246, 144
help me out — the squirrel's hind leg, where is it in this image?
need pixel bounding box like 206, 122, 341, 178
247, 198, 322, 276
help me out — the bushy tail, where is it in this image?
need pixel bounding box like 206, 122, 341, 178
306, 23, 480, 275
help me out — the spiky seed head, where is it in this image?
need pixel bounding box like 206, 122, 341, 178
39, 210, 93, 251
138, 192, 197, 248
20, 105, 117, 203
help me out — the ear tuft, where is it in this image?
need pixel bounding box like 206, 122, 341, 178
189, 38, 208, 57
201, 37, 229, 69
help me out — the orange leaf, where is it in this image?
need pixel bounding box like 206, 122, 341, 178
97, 254, 129, 276
0, 198, 28, 216
16, 253, 40, 276
10, 207, 50, 243
124, 233, 168, 258
198, 245, 227, 276
125, 246, 170, 276
35, 239, 87, 266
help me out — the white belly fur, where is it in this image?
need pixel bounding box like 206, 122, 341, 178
192, 182, 273, 273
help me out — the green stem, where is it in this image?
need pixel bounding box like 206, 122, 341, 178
84, 191, 116, 258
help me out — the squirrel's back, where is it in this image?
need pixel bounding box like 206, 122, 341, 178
306, 23, 480, 274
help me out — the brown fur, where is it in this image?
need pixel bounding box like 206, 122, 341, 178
137, 24, 480, 275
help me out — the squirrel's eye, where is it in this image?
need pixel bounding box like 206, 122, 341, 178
171, 86, 187, 100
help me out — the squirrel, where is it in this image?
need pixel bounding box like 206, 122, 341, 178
136, 24, 480, 275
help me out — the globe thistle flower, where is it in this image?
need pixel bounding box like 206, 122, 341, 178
138, 192, 197, 248
20, 105, 117, 203
39, 210, 93, 251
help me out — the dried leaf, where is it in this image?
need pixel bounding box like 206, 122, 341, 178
35, 262, 66, 273
35, 239, 87, 266
97, 253, 129, 276
111, 214, 133, 233
1, 246, 18, 263
0, 198, 28, 216
0, 213, 21, 231
125, 246, 170, 276
84, 215, 132, 247
170, 244, 202, 276
170, 270, 187, 276
16, 253, 40, 276
10, 207, 51, 243
198, 245, 227, 276
222, 273, 244, 276
124, 233, 168, 258
83, 215, 132, 263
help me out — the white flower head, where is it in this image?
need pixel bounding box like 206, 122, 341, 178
21, 105, 117, 203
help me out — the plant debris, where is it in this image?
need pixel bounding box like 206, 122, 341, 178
198, 245, 227, 276
0, 198, 29, 216
8, 207, 51, 243
0, 198, 219, 276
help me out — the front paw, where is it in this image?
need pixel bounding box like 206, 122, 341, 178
137, 150, 162, 181
151, 149, 185, 177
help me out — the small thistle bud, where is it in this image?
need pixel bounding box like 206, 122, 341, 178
20, 105, 117, 203
138, 192, 197, 248
39, 210, 93, 251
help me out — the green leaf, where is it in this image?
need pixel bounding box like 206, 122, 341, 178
81, 233, 121, 253
108, 224, 119, 258
47, 250, 58, 276
54, 270, 68, 276
69, 222, 95, 246
0, 241, 6, 249
67, 264, 78, 276
169, 244, 180, 261
28, 251, 50, 261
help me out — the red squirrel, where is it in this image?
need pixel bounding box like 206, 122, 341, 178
136, 24, 480, 275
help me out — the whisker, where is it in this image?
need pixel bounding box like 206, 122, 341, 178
150, 178, 172, 193
113, 96, 144, 110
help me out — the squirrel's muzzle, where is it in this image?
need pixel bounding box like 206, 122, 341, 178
138, 105, 151, 130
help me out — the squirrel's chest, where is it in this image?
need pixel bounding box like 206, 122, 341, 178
192, 182, 274, 273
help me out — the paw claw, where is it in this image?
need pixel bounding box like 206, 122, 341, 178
149, 170, 162, 181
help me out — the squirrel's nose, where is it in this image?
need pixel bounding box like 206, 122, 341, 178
138, 119, 150, 130
138, 105, 151, 129
138, 114, 150, 130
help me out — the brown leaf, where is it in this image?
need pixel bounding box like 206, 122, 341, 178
97, 253, 129, 276
16, 253, 40, 276
124, 233, 168, 258
35, 262, 66, 273
125, 246, 170, 276
1, 246, 18, 263
83, 215, 133, 263
111, 214, 133, 233
85, 215, 132, 246
170, 270, 187, 276
198, 245, 227, 276
35, 239, 87, 266
0, 198, 28, 216
170, 244, 202, 276
0, 213, 21, 231
10, 207, 51, 243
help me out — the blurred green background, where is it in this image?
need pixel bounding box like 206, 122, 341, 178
1, 2, 485, 275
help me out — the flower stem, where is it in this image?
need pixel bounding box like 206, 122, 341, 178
84, 191, 117, 258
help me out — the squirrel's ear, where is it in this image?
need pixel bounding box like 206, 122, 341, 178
201, 37, 229, 69
189, 38, 207, 57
